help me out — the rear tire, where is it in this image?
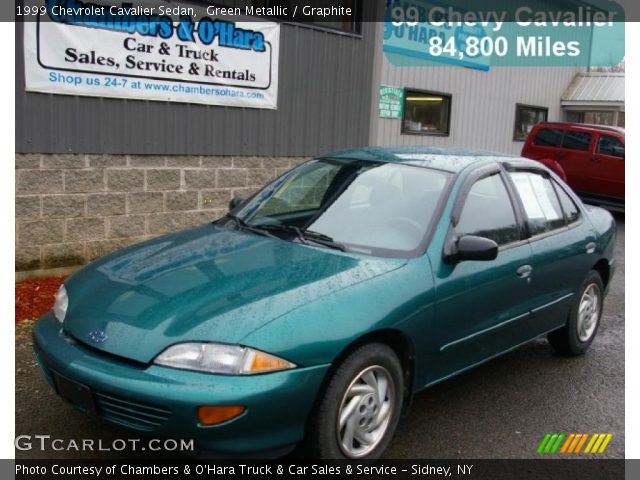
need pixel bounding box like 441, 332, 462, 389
306, 343, 404, 459
548, 270, 604, 356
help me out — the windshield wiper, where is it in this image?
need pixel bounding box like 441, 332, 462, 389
259, 224, 346, 251
225, 214, 279, 240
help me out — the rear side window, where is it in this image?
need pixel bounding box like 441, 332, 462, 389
561, 130, 592, 151
597, 134, 624, 157
509, 172, 565, 236
553, 182, 580, 224
533, 128, 564, 147
456, 174, 519, 246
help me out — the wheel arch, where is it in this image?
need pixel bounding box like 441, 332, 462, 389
592, 258, 611, 289
306, 328, 416, 429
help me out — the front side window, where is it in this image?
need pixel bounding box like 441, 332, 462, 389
509, 172, 564, 236
514, 104, 548, 141
235, 159, 451, 257
456, 174, 519, 246
402, 90, 451, 136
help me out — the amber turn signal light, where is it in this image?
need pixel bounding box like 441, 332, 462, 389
197, 405, 246, 425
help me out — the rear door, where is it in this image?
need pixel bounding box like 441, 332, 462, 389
506, 169, 595, 336
591, 133, 625, 200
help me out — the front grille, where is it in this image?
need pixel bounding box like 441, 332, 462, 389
94, 391, 172, 431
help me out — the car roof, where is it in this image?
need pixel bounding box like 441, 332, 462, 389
320, 146, 520, 173
533, 122, 625, 134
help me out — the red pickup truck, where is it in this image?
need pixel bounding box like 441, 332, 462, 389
521, 122, 624, 211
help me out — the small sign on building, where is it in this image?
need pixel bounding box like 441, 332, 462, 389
378, 86, 404, 118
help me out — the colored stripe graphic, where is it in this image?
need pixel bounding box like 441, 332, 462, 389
560, 434, 575, 453
537, 434, 551, 454
575, 433, 589, 453
538, 433, 613, 454
598, 434, 614, 453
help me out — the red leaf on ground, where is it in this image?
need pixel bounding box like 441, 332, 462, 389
15, 276, 67, 324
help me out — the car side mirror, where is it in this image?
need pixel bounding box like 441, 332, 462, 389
445, 235, 499, 263
229, 197, 245, 211
612, 146, 625, 159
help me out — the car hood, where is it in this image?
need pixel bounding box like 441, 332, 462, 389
62, 223, 406, 363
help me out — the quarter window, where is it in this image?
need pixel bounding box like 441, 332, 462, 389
509, 172, 564, 236
553, 182, 580, 224
402, 90, 451, 136
456, 174, 519, 246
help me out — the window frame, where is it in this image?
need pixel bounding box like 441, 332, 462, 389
401, 89, 452, 137
513, 104, 549, 142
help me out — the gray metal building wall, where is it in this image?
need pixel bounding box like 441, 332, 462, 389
16, 19, 377, 157
369, 23, 585, 155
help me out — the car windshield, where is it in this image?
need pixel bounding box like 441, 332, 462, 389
231, 158, 451, 257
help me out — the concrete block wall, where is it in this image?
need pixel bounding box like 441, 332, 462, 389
15, 154, 306, 272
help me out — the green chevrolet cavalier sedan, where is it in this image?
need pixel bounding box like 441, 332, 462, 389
33, 147, 616, 459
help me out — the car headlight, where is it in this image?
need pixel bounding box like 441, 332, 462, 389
153, 342, 296, 375
53, 284, 68, 324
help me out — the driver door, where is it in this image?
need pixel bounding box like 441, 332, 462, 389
428, 169, 534, 383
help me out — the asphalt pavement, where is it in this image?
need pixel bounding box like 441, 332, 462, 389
15, 215, 625, 460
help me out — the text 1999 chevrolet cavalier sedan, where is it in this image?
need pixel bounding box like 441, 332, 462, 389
33, 147, 616, 459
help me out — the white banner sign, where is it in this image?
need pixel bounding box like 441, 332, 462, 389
24, 2, 280, 108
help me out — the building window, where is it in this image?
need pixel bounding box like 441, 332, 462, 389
514, 104, 548, 141
581, 111, 625, 127
402, 90, 451, 136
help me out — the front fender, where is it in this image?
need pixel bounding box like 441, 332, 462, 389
240, 258, 436, 385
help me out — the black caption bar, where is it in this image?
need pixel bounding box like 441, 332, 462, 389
12, 459, 624, 480
8, 0, 634, 24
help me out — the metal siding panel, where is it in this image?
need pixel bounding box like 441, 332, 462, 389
375, 54, 583, 154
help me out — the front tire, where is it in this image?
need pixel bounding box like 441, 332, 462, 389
548, 270, 604, 355
306, 343, 404, 459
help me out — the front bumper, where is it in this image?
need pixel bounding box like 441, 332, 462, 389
32, 313, 330, 456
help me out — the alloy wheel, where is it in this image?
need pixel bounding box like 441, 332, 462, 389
577, 284, 601, 342
336, 365, 395, 458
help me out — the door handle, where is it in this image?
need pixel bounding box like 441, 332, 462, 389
517, 265, 533, 279
586, 242, 596, 254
